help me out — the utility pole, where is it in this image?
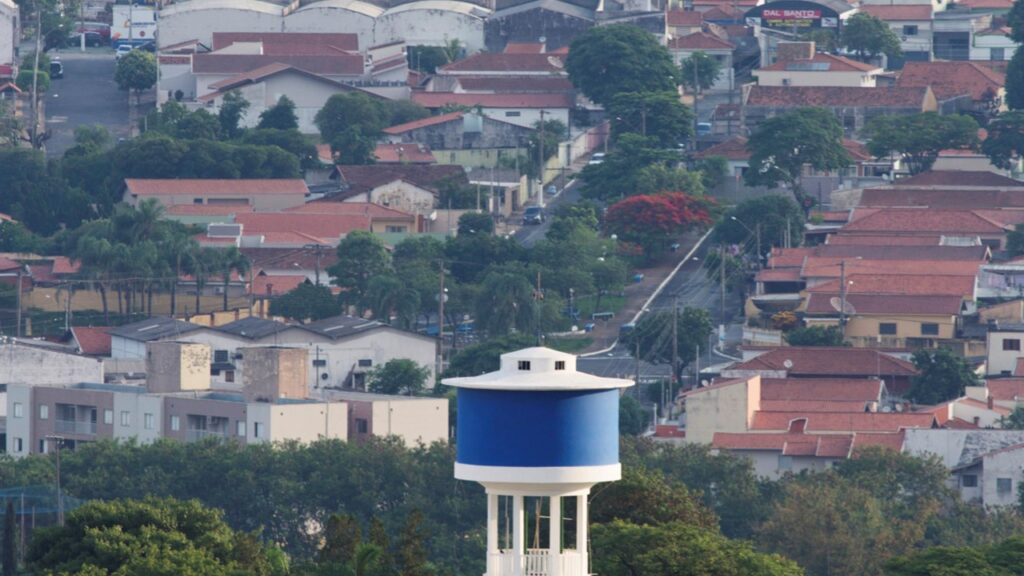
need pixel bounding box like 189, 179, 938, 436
537, 109, 546, 209
671, 296, 678, 392
719, 244, 727, 328
635, 339, 641, 397
14, 267, 22, 338
534, 270, 542, 346
839, 259, 847, 337
784, 217, 791, 249
694, 344, 700, 388
303, 243, 326, 285
79, 0, 85, 52
45, 436, 64, 527
755, 223, 762, 269
436, 261, 446, 379
640, 106, 647, 138
30, 3, 42, 149
691, 54, 700, 152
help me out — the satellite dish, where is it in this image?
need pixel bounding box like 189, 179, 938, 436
830, 297, 857, 315
783, 359, 793, 369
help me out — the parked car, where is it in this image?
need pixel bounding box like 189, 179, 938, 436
522, 206, 545, 225
70, 31, 104, 47
76, 22, 111, 40
49, 59, 63, 79
697, 122, 712, 136
588, 152, 606, 165
546, 184, 558, 196
115, 45, 133, 60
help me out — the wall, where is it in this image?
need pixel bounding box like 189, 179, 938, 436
157, 5, 285, 49
0, 344, 104, 386
389, 113, 533, 151
126, 191, 306, 211
376, 8, 487, 53
161, 395, 248, 443
0, 0, 15, 68
113, 392, 164, 444
971, 33, 1017, 61
266, 402, 349, 443
285, 4, 378, 50
478, 107, 569, 130
842, 314, 957, 341
987, 330, 1024, 376
370, 397, 448, 445
982, 448, 1024, 507
30, 386, 116, 456
22, 285, 249, 318
484, 7, 594, 53
366, 180, 437, 218
5, 385, 31, 456
753, 69, 877, 88
146, 342, 212, 393
683, 375, 759, 444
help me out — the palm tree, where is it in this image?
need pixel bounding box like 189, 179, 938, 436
363, 274, 420, 329
218, 247, 250, 311
72, 235, 116, 324
163, 230, 198, 317
474, 270, 536, 336
187, 247, 220, 315
128, 198, 165, 242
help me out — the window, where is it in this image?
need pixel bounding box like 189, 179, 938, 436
879, 323, 897, 336
961, 474, 978, 487
144, 413, 154, 430
504, 111, 521, 117
903, 24, 918, 36
778, 455, 793, 471
237, 421, 246, 437
992, 47, 1005, 60
120, 411, 130, 427
555, 361, 566, 371
38, 405, 47, 420
358, 359, 373, 368
225, 370, 235, 383
356, 418, 369, 434
12, 403, 22, 418
998, 478, 1013, 494
518, 360, 531, 371
214, 350, 229, 363
253, 422, 262, 438
781, 78, 791, 86
104, 409, 113, 425
193, 198, 204, 204
921, 323, 939, 336
39, 440, 46, 454
385, 226, 408, 233
171, 415, 180, 431
11, 438, 22, 453
1004, 338, 1021, 351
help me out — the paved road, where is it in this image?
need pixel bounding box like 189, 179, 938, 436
43, 48, 130, 157
512, 179, 583, 247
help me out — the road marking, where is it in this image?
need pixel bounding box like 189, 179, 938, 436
48, 116, 69, 124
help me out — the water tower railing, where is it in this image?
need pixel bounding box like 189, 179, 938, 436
491, 549, 586, 576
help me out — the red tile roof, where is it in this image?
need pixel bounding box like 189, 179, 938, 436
412, 92, 573, 109
713, 431, 905, 456
801, 257, 982, 279
0, 257, 24, 271
193, 53, 364, 76
860, 187, 1024, 209
761, 400, 877, 412
955, 0, 1014, 9
241, 247, 339, 271
667, 9, 704, 26
760, 53, 879, 73
71, 326, 112, 357
825, 234, 943, 246
503, 42, 546, 53
693, 135, 749, 160
986, 379, 1024, 402
767, 246, 816, 268
668, 31, 734, 50
284, 202, 415, 220
805, 293, 963, 315
807, 274, 976, 298
50, 256, 80, 275
235, 212, 372, 241
859, 4, 932, 20
761, 378, 885, 402
727, 347, 917, 377
212, 32, 359, 54
383, 111, 465, 135
750, 411, 935, 432
332, 164, 466, 196
747, 86, 931, 108
756, 268, 803, 282
165, 204, 255, 216
703, 4, 744, 18
125, 179, 308, 197
373, 143, 436, 164
896, 170, 1024, 187
807, 244, 988, 261
440, 53, 565, 74
455, 76, 575, 93
897, 61, 1005, 101
252, 274, 308, 297
841, 208, 1009, 235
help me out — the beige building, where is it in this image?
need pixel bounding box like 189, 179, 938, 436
124, 179, 309, 211
753, 52, 883, 88
326, 390, 449, 446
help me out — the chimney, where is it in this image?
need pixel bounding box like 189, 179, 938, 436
241, 346, 309, 402
776, 41, 815, 63
145, 342, 212, 394
988, 395, 995, 409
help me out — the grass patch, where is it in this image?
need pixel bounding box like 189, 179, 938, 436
546, 337, 594, 353
576, 294, 627, 321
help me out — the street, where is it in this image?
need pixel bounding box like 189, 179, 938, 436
43, 48, 130, 157
512, 178, 583, 247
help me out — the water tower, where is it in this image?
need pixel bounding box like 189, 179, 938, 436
443, 347, 633, 576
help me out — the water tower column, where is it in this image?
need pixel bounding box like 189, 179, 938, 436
513, 495, 524, 574
487, 493, 499, 575
576, 494, 588, 575
549, 496, 560, 576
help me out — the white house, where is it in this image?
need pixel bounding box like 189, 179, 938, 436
971, 25, 1019, 62
0, 0, 17, 68
859, 4, 934, 64
986, 323, 1024, 376
753, 52, 883, 88
903, 429, 1024, 507
668, 32, 735, 93
412, 92, 572, 129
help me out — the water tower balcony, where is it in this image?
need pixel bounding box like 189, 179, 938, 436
489, 549, 587, 576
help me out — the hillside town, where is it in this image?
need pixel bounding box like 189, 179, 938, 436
5, 0, 1024, 573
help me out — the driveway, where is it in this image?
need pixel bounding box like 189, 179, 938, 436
43, 48, 130, 157
512, 179, 583, 247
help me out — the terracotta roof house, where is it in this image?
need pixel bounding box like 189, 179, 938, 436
372, 143, 436, 164
859, 4, 933, 20
668, 32, 735, 93
722, 347, 917, 393
693, 135, 876, 179
322, 164, 467, 218
438, 53, 566, 75
839, 208, 1011, 247
896, 170, 1024, 187
123, 179, 309, 211
411, 92, 572, 129
753, 53, 883, 88
211, 32, 360, 54
897, 61, 1005, 110
859, 187, 1024, 209
744, 85, 937, 136
67, 327, 112, 357
668, 31, 733, 50
382, 110, 535, 151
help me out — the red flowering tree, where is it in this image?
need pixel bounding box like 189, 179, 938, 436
605, 192, 713, 262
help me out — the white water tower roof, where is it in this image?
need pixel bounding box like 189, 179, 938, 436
442, 346, 634, 391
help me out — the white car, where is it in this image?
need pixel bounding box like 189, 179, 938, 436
588, 152, 606, 165
115, 45, 133, 60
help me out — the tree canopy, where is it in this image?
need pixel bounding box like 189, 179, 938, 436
865, 112, 979, 175
907, 348, 980, 405
259, 95, 299, 131
565, 24, 680, 107
114, 50, 158, 104
328, 231, 391, 311
608, 91, 694, 148
982, 111, 1024, 169
713, 195, 805, 258
744, 107, 849, 212
785, 325, 846, 346
841, 13, 903, 61
368, 359, 431, 395
680, 51, 722, 94
620, 307, 713, 381
269, 283, 339, 323
605, 192, 712, 260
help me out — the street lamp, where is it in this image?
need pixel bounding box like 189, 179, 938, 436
729, 216, 761, 269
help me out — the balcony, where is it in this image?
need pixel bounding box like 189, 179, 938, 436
490, 550, 585, 576
54, 419, 96, 435
185, 429, 229, 443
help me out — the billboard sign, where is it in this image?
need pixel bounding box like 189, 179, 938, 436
745, 0, 840, 30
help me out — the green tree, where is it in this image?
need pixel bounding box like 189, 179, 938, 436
15, 69, 49, 93
259, 95, 299, 131
175, 109, 221, 140
579, 134, 680, 201
1008, 48, 1024, 111
319, 514, 362, 566
3, 501, 13, 576
785, 325, 846, 346
219, 90, 251, 139
620, 308, 712, 383
216, 246, 250, 311
593, 520, 804, 576
328, 230, 391, 311
608, 91, 693, 148
115, 50, 157, 105
364, 274, 420, 328
998, 406, 1024, 429
885, 547, 1008, 576
619, 394, 647, 436
745, 107, 849, 213
474, 269, 537, 336
907, 348, 979, 405
269, 283, 339, 322
865, 112, 979, 175
590, 467, 718, 528
565, 24, 679, 107
1008, 0, 1024, 43
714, 195, 805, 258
315, 93, 385, 158
982, 111, 1024, 169
384, 100, 431, 127
26, 497, 278, 575
680, 51, 722, 95
841, 13, 903, 62
242, 128, 320, 170
396, 510, 431, 576
368, 359, 431, 396
407, 45, 451, 73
